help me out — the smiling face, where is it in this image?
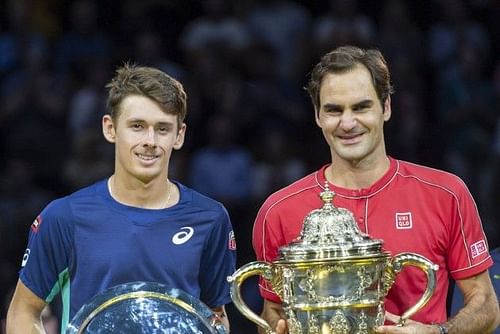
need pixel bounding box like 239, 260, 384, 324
103, 95, 186, 184
316, 64, 391, 165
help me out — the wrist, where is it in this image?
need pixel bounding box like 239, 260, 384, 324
434, 323, 449, 334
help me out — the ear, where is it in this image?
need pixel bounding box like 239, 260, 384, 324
383, 96, 392, 122
173, 123, 187, 150
314, 107, 322, 128
102, 115, 116, 143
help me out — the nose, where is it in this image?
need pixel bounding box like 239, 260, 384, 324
339, 111, 357, 131
143, 127, 157, 146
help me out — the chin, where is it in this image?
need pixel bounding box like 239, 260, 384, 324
133, 170, 163, 183
335, 147, 369, 161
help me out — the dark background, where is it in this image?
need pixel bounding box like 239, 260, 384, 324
0, 0, 499, 333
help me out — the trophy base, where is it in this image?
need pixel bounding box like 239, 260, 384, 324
286, 304, 384, 334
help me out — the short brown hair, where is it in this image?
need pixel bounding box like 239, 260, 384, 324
306, 46, 394, 111
106, 63, 187, 128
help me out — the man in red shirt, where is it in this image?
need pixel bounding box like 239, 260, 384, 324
253, 46, 499, 333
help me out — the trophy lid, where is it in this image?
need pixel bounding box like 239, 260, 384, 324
278, 183, 386, 262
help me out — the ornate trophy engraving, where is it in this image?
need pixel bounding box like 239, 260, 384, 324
66, 282, 227, 334
228, 185, 438, 334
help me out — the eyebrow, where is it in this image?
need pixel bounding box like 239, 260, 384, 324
126, 118, 175, 126
323, 103, 343, 110
352, 99, 374, 108
156, 122, 175, 129
322, 99, 374, 110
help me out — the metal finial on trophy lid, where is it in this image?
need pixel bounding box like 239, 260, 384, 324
319, 182, 335, 207
298, 181, 366, 245
278, 181, 384, 261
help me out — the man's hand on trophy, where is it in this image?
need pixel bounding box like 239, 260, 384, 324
274, 319, 288, 334
259, 300, 289, 334
375, 311, 440, 334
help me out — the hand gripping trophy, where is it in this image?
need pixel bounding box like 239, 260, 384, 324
228, 184, 438, 334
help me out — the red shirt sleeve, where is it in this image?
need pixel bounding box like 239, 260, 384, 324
446, 178, 493, 280
252, 200, 284, 303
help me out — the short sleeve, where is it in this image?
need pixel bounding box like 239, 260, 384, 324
19, 198, 73, 302
199, 205, 236, 308
252, 203, 283, 303
447, 180, 493, 280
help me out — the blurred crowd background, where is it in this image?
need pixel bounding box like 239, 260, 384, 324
0, 0, 499, 332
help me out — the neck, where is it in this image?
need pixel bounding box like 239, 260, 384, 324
108, 174, 173, 209
326, 156, 390, 189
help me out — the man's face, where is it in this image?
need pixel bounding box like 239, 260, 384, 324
103, 95, 186, 183
316, 65, 391, 164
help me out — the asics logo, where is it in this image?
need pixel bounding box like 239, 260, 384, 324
21, 249, 30, 267
172, 227, 194, 245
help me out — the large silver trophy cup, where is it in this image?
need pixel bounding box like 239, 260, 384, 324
228, 186, 438, 334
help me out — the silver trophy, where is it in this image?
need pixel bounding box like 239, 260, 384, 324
66, 282, 227, 334
229, 185, 438, 334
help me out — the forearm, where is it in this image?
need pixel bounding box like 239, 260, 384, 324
445, 284, 499, 333
6, 312, 46, 334
6, 280, 48, 334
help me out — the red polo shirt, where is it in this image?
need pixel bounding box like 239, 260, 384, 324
253, 157, 493, 323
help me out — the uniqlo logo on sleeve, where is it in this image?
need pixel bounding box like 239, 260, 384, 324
228, 231, 237, 250
470, 240, 487, 258
395, 212, 412, 229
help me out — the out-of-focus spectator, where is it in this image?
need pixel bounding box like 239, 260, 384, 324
53, 0, 111, 77
485, 61, 500, 249
133, 30, 187, 82
245, 0, 311, 81
377, 0, 423, 65
179, 0, 250, 148
312, 0, 375, 57
0, 158, 54, 322
62, 131, 113, 192
0, 0, 49, 79
239, 41, 308, 139
0, 44, 68, 192
435, 41, 496, 242
427, 0, 490, 70
66, 58, 109, 147
180, 0, 251, 57
251, 124, 306, 199
188, 114, 253, 206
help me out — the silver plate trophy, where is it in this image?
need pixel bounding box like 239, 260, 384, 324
66, 282, 227, 334
229, 184, 438, 334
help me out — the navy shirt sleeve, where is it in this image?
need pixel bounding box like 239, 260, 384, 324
19, 197, 73, 302
199, 204, 237, 308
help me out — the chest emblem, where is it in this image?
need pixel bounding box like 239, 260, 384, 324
395, 212, 413, 230
172, 227, 194, 245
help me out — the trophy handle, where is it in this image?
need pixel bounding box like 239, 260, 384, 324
227, 261, 276, 334
387, 253, 439, 325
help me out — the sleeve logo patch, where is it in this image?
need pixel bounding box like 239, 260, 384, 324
395, 212, 413, 229
228, 230, 237, 250
31, 215, 43, 233
470, 240, 487, 258
21, 248, 30, 267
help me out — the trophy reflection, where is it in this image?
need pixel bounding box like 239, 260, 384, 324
229, 185, 438, 334
66, 282, 227, 334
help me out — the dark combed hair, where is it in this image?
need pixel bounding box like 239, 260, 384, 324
306, 45, 394, 111
105, 63, 187, 127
